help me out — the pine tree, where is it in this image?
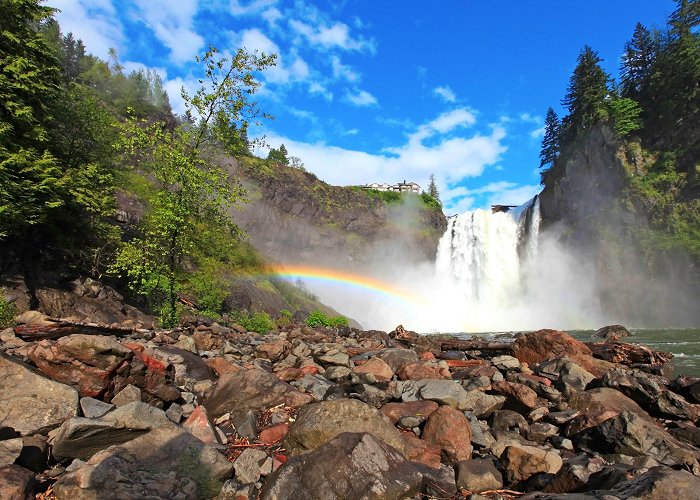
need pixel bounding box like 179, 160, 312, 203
267, 144, 290, 165
539, 107, 561, 169
561, 46, 611, 140
428, 173, 440, 203
620, 23, 658, 101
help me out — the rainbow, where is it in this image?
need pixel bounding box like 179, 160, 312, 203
264, 264, 425, 305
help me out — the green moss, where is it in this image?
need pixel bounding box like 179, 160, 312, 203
0, 294, 17, 329
176, 445, 223, 498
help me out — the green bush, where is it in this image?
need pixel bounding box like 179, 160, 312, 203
230, 310, 275, 334
0, 294, 17, 329
276, 309, 293, 328
420, 191, 442, 209
306, 310, 349, 328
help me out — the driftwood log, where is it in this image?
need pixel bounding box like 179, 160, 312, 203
14, 320, 135, 341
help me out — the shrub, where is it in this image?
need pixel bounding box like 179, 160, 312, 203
306, 310, 349, 328
230, 310, 275, 334
0, 294, 17, 329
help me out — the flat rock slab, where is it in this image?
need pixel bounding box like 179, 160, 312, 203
0, 354, 79, 435
262, 432, 424, 500
49, 417, 148, 461
53, 425, 233, 499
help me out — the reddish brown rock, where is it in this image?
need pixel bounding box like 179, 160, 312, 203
183, 406, 221, 445
116, 348, 180, 403
492, 381, 539, 409
445, 359, 488, 369
500, 444, 563, 484
354, 357, 394, 381
402, 432, 441, 469
275, 367, 306, 382
452, 365, 498, 380
259, 423, 289, 445
422, 405, 472, 462
256, 339, 289, 362
28, 335, 132, 398
396, 363, 448, 381
419, 351, 436, 361
564, 410, 620, 436
0, 464, 37, 499
206, 357, 240, 377
380, 401, 439, 425
192, 331, 223, 352
512, 329, 614, 377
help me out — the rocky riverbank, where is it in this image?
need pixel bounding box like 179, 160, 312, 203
2, 307, 700, 499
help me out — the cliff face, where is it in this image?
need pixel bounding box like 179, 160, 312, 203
539, 125, 700, 326
228, 157, 447, 270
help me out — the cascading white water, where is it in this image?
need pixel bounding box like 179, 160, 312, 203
436, 197, 541, 309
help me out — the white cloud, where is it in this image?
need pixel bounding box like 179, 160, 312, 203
331, 56, 360, 82
229, 0, 277, 15
345, 89, 378, 107
133, 0, 204, 64
309, 82, 333, 101
49, 0, 123, 59
253, 109, 511, 212
238, 29, 309, 84
427, 108, 476, 134
262, 7, 283, 26
289, 19, 374, 52
122, 61, 168, 80
434, 85, 456, 103
530, 126, 546, 139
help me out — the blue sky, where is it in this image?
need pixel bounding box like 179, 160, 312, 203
50, 0, 677, 213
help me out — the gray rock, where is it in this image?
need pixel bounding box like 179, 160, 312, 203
316, 350, 350, 367
166, 403, 184, 423
284, 399, 406, 456
175, 335, 198, 354
149, 345, 214, 390
574, 411, 699, 470
324, 366, 352, 380
0, 354, 79, 435
80, 397, 114, 418
455, 458, 503, 492
465, 412, 495, 449
492, 355, 521, 371
395, 379, 469, 408
546, 410, 580, 425
233, 448, 267, 484
555, 360, 595, 396
291, 374, 335, 400
102, 401, 171, 430
526, 422, 559, 442
542, 454, 604, 493
111, 384, 142, 407
610, 466, 700, 499
53, 425, 232, 499
49, 417, 149, 461
262, 433, 424, 500
461, 391, 506, 418
592, 324, 631, 340
0, 438, 22, 466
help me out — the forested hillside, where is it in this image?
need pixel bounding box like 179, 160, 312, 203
538, 0, 700, 325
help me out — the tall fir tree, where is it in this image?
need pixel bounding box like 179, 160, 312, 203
561, 46, 611, 140
539, 107, 561, 170
620, 23, 658, 102
428, 173, 440, 203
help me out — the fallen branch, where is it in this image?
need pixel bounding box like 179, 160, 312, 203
14, 321, 134, 341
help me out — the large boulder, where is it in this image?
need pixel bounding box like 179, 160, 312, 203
0, 354, 79, 435
148, 345, 214, 389
27, 335, 133, 398
204, 368, 313, 420
0, 464, 37, 500
394, 379, 469, 408
567, 387, 653, 421
592, 325, 631, 341
283, 399, 407, 456
53, 425, 232, 499
455, 458, 503, 492
49, 418, 148, 461
573, 411, 699, 469
262, 433, 425, 500
500, 444, 563, 484
609, 466, 700, 499
512, 329, 612, 376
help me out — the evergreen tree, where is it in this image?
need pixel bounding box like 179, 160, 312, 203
539, 107, 561, 169
267, 144, 290, 165
620, 23, 658, 101
428, 173, 440, 203
561, 46, 611, 140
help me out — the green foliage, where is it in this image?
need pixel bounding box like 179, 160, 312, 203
230, 310, 275, 333
608, 96, 642, 137
267, 144, 290, 165
420, 191, 441, 209
620, 23, 658, 102
276, 308, 293, 328
0, 294, 17, 329
364, 189, 403, 204
306, 310, 349, 328
176, 445, 222, 499
427, 173, 441, 204
539, 107, 561, 170
561, 46, 611, 140
110, 47, 273, 326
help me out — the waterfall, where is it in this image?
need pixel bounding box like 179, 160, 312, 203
435, 196, 541, 308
